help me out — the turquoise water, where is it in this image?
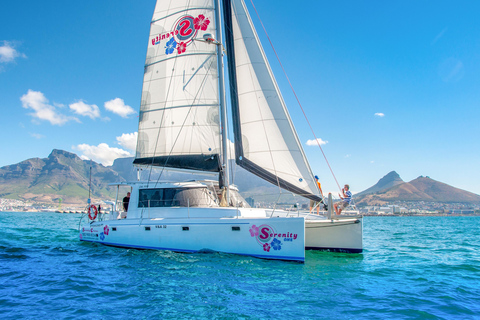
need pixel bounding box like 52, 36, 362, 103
0, 213, 479, 319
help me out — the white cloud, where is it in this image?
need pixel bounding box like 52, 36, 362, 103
104, 98, 135, 118
0, 41, 26, 64
306, 138, 328, 146
30, 133, 45, 139
20, 90, 76, 125
73, 143, 132, 166
345, 154, 351, 158
374, 113, 385, 117
116, 132, 137, 151
69, 100, 100, 119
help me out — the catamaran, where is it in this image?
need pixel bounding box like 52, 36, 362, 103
79, 0, 362, 262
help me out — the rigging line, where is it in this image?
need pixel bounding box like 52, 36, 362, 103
141, 3, 173, 186
248, 0, 342, 192
149, 2, 200, 184
146, 48, 180, 185
148, 0, 193, 185
153, 52, 217, 187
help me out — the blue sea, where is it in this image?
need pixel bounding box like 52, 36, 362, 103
0, 212, 479, 319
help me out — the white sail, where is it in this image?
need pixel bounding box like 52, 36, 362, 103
227, 0, 320, 200
134, 0, 222, 172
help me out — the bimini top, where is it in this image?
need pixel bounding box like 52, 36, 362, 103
107, 181, 209, 189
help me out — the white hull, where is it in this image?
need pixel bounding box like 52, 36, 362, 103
305, 218, 363, 253
79, 206, 362, 262
80, 207, 307, 262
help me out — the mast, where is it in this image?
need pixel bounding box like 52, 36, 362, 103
222, 0, 242, 173
216, 0, 230, 203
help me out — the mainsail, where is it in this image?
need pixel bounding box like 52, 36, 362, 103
134, 0, 222, 172
224, 0, 321, 201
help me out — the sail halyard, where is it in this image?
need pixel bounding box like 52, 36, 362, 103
223, 0, 321, 201
134, 0, 224, 174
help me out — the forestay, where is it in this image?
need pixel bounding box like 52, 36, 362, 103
134, 0, 222, 172
227, 0, 321, 201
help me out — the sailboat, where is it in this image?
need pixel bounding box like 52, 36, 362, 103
79, 0, 362, 262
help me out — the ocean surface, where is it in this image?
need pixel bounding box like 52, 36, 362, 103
0, 213, 479, 319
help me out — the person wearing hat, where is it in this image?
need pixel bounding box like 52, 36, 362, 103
309, 175, 324, 214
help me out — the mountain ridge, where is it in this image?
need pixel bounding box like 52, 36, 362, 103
0, 149, 478, 205
355, 174, 480, 205
0, 149, 124, 204
355, 171, 404, 197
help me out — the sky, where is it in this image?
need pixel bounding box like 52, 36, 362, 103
1, 0, 479, 195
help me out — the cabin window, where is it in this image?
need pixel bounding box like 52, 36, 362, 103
138, 187, 218, 208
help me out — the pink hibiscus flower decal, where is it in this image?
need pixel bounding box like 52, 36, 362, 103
177, 42, 186, 54
249, 225, 259, 237
104, 225, 109, 236
263, 243, 271, 252
194, 14, 210, 31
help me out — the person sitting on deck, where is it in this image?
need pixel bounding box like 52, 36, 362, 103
334, 184, 352, 215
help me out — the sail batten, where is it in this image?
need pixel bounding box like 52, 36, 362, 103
152, 7, 215, 23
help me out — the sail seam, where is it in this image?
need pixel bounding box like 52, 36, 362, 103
153, 47, 219, 181
151, 7, 214, 24
140, 104, 218, 113
145, 53, 215, 69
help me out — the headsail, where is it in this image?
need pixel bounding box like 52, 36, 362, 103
134, 0, 222, 172
224, 0, 321, 201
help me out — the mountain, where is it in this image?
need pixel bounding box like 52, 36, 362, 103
355, 175, 480, 206
5, 150, 477, 206
110, 157, 136, 181
0, 149, 124, 204
0, 149, 280, 205
355, 171, 404, 197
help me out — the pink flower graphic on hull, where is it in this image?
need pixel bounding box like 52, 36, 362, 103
263, 243, 271, 252
177, 42, 186, 54
104, 225, 109, 236
249, 225, 259, 237
194, 14, 210, 31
